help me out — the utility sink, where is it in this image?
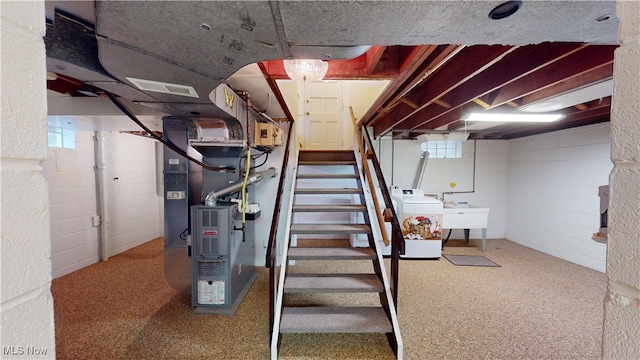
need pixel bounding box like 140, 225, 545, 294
442, 203, 490, 251
443, 203, 489, 228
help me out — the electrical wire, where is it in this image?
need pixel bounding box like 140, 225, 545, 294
247, 150, 266, 160
257, 113, 281, 128
104, 91, 235, 172
250, 151, 269, 169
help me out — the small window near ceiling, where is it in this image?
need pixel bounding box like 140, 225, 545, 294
48, 125, 76, 149
421, 140, 462, 159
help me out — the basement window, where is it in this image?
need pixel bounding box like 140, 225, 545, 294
48, 125, 76, 149
421, 140, 462, 159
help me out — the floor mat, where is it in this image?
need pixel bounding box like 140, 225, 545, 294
443, 254, 500, 267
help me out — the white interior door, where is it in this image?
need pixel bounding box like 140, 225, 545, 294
303, 81, 344, 150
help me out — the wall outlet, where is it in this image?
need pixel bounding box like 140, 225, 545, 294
92, 215, 101, 227
166, 191, 185, 200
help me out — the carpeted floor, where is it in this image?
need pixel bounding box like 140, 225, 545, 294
52, 238, 607, 359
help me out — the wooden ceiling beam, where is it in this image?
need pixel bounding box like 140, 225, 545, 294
365, 46, 387, 74
565, 96, 612, 113
473, 98, 491, 109
360, 45, 455, 128
486, 45, 616, 109
518, 63, 613, 107
258, 62, 295, 122
433, 98, 452, 109
412, 102, 480, 132
477, 102, 611, 139
376, 43, 589, 134
373, 45, 517, 136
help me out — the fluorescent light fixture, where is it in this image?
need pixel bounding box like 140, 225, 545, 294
463, 112, 564, 123
417, 132, 469, 142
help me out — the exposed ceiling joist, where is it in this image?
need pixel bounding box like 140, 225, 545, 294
371, 45, 519, 136
45, 1, 618, 141
358, 44, 455, 126
485, 45, 616, 109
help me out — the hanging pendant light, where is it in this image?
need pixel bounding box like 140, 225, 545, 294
283, 59, 329, 81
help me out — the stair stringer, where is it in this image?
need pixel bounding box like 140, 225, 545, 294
353, 150, 404, 359
270, 164, 298, 360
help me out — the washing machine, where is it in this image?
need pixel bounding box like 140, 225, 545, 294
391, 188, 443, 259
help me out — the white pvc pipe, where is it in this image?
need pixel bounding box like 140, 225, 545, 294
94, 131, 109, 261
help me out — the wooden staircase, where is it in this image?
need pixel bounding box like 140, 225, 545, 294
271, 149, 401, 358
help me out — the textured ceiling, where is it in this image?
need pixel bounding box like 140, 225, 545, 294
45, 1, 619, 139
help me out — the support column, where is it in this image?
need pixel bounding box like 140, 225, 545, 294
603, 1, 640, 359
0, 1, 56, 358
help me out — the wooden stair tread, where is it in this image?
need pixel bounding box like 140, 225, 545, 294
295, 188, 363, 194
296, 173, 359, 179
293, 204, 366, 212
284, 273, 383, 293
288, 246, 376, 260
296, 239, 351, 247
277, 149, 396, 348
298, 160, 357, 166
290, 224, 371, 234
280, 306, 392, 333
298, 150, 356, 163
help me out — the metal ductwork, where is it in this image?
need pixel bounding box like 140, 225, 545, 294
205, 167, 278, 207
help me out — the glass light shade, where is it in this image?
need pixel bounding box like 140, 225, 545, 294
283, 59, 329, 81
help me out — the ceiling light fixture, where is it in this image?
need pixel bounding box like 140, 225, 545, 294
464, 112, 564, 123
283, 59, 329, 82
488, 1, 522, 20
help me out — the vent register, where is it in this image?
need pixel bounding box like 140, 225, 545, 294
126, 76, 199, 98
201, 208, 221, 256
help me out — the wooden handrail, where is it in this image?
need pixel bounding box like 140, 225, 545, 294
360, 126, 405, 256
349, 107, 390, 247
350, 106, 404, 306
266, 121, 294, 339
266, 121, 294, 266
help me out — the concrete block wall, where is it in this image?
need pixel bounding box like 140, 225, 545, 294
425, 140, 509, 240
377, 138, 422, 189
43, 131, 161, 278
506, 123, 611, 272
374, 127, 611, 271
43, 132, 99, 278
602, 1, 640, 358
103, 132, 161, 256
376, 138, 508, 240
1, 1, 56, 358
